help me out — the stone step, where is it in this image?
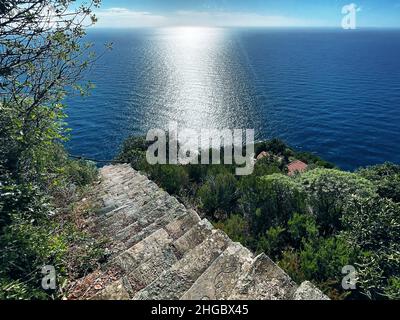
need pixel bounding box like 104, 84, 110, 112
229, 253, 297, 300
93, 246, 180, 300
133, 230, 231, 300
100, 166, 135, 182
164, 209, 201, 240
172, 219, 215, 259
181, 243, 254, 300
100, 174, 148, 196
100, 197, 173, 238
113, 196, 182, 241
112, 212, 200, 272
96, 190, 172, 232
79, 164, 330, 301
112, 228, 174, 273
293, 281, 329, 300
91, 211, 202, 299
110, 210, 199, 274
122, 246, 179, 297
111, 205, 189, 255
99, 164, 129, 176
103, 177, 154, 197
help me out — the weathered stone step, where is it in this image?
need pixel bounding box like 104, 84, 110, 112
76, 164, 330, 301
123, 246, 179, 297
172, 219, 214, 259
91, 278, 130, 300
109, 205, 189, 256
92, 211, 202, 299
99, 164, 131, 177
229, 253, 297, 300
163, 209, 201, 241
99, 192, 176, 237
111, 209, 199, 271
94, 247, 180, 300
133, 230, 231, 300
112, 228, 174, 273
293, 281, 330, 300
181, 243, 253, 300
93, 188, 168, 227
113, 197, 182, 241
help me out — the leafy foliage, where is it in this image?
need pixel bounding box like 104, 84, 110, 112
213, 214, 249, 245
239, 174, 307, 236
0, 1, 105, 300
117, 135, 400, 300
198, 173, 238, 216
341, 195, 400, 299
298, 169, 376, 235
357, 163, 400, 203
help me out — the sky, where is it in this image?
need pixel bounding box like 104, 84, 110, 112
87, 0, 400, 28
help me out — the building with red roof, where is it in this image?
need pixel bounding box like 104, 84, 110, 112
287, 160, 308, 176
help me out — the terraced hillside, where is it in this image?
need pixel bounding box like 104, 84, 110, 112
69, 164, 328, 300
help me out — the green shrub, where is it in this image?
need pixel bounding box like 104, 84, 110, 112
385, 277, 400, 300
115, 136, 150, 170
239, 174, 307, 236
341, 195, 400, 299
149, 165, 189, 195
257, 225, 287, 258
198, 172, 238, 216
298, 169, 376, 235
0, 194, 68, 300
299, 237, 356, 298
63, 159, 98, 187
288, 213, 319, 245
278, 249, 305, 284
357, 162, 400, 203
187, 164, 209, 183
253, 157, 283, 176
213, 214, 250, 245
294, 152, 335, 169
266, 138, 288, 155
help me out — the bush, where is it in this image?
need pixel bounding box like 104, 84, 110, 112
253, 157, 283, 176
257, 225, 287, 258
357, 163, 400, 203
63, 159, 98, 187
266, 138, 288, 155
299, 237, 357, 298
385, 277, 400, 300
0, 104, 99, 299
298, 169, 376, 235
278, 249, 305, 284
239, 174, 307, 236
213, 214, 250, 245
198, 172, 238, 216
288, 213, 319, 245
148, 165, 189, 195
115, 136, 150, 170
0, 218, 69, 297
341, 195, 400, 299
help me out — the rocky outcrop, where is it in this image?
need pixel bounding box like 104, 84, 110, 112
77, 164, 328, 300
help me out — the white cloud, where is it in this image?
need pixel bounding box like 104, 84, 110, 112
94, 8, 325, 28
174, 11, 323, 27
94, 8, 168, 28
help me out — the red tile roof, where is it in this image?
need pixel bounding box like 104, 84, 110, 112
256, 151, 270, 160
288, 160, 308, 176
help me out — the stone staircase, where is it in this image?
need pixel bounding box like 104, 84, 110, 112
76, 164, 328, 300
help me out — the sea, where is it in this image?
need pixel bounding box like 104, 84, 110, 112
65, 28, 400, 171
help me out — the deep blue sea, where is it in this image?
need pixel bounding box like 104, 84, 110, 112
65, 28, 400, 171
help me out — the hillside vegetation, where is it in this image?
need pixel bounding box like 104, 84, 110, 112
0, 0, 106, 299
116, 136, 400, 300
